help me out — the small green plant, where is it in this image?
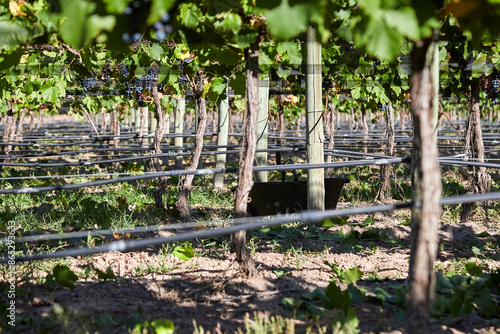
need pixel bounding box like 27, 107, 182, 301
283, 264, 364, 333
273, 269, 285, 278
95, 266, 117, 281
237, 312, 296, 334
132, 318, 176, 334
172, 242, 195, 261
52, 265, 78, 290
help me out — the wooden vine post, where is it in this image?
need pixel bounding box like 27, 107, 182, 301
255, 75, 270, 183
232, 37, 261, 278
377, 101, 395, 201
135, 105, 141, 135
305, 26, 325, 211
214, 82, 230, 189
149, 108, 158, 145
175, 71, 208, 222
174, 96, 185, 169
406, 34, 442, 333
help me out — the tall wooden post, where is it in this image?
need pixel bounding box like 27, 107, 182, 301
150, 108, 157, 145
214, 84, 230, 188
305, 26, 325, 211
174, 96, 185, 169
135, 105, 141, 134
255, 75, 269, 183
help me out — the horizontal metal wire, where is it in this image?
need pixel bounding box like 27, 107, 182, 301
2, 190, 499, 264
0, 158, 408, 195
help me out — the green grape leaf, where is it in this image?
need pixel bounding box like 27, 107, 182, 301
342, 267, 363, 285
356, 19, 404, 61
207, 76, 226, 103
41, 83, 60, 103
95, 267, 117, 281
230, 74, 246, 96
277, 41, 302, 67
259, 49, 274, 72
214, 13, 242, 34
465, 262, 483, 277
266, 0, 308, 40
351, 86, 363, 99
0, 47, 25, 70
44, 273, 56, 291
150, 319, 175, 334
149, 43, 165, 61
53, 265, 78, 290
0, 18, 30, 52
59, 0, 115, 49
173, 244, 194, 261
383, 8, 420, 41
472, 53, 492, 77
231, 28, 259, 49
102, 0, 130, 14
348, 284, 364, 305
180, 3, 202, 29
88, 15, 116, 43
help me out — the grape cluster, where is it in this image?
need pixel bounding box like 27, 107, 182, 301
152, 13, 173, 41
120, 63, 129, 80
144, 66, 159, 91
136, 91, 144, 106
322, 79, 333, 89
103, 60, 112, 82
378, 103, 386, 112
125, 82, 133, 99
487, 72, 499, 104
492, 77, 499, 91
135, 77, 144, 95
177, 59, 190, 85
80, 76, 96, 92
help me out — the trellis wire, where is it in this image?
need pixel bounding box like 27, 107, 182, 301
2, 190, 500, 264
0, 158, 408, 195
4, 153, 500, 194
0, 220, 220, 245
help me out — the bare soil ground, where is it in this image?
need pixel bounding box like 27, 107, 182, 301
14, 202, 500, 334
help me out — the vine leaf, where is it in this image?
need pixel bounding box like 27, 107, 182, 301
180, 3, 202, 29
149, 43, 165, 61
173, 244, 194, 261
0, 19, 30, 52
59, 0, 116, 49
265, 0, 308, 40
41, 83, 60, 103
53, 265, 78, 290
95, 267, 117, 281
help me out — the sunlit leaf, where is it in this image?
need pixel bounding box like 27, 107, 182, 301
173, 244, 194, 261
180, 3, 202, 29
